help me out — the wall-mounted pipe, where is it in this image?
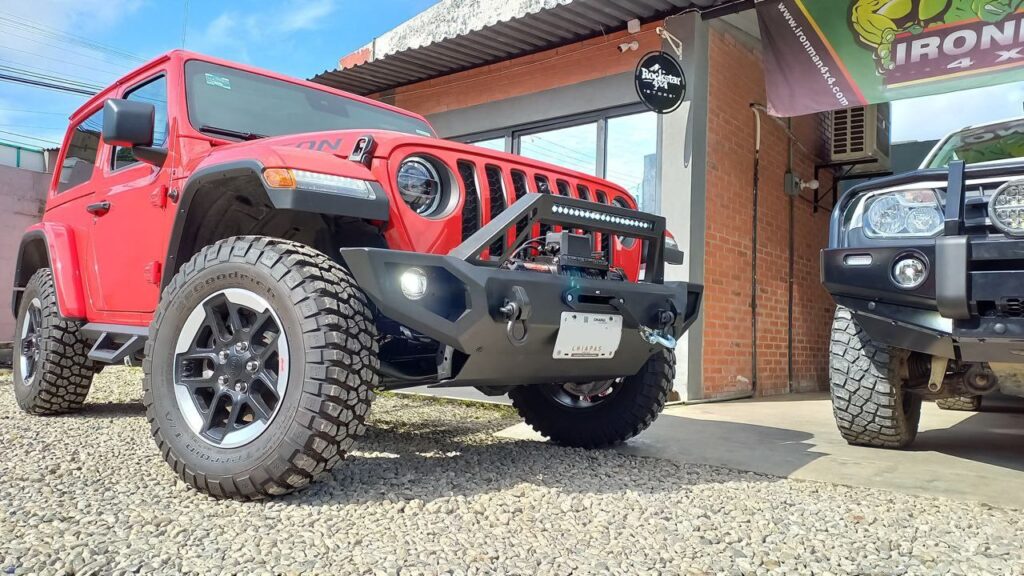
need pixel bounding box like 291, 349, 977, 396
749, 103, 762, 397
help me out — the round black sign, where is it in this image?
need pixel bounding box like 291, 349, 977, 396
634, 51, 686, 114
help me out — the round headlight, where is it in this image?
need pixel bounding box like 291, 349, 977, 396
989, 180, 1024, 237
397, 157, 443, 216
866, 195, 908, 236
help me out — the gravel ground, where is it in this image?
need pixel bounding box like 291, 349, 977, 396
2, 368, 1023, 576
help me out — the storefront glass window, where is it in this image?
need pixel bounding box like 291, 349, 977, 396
470, 138, 506, 152
606, 112, 658, 211
457, 107, 661, 213
519, 122, 597, 176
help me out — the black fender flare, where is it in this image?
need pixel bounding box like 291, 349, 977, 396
163, 160, 389, 288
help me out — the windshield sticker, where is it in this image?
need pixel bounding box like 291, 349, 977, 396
415, 129, 432, 137
204, 73, 232, 90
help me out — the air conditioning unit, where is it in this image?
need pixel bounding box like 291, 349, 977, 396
829, 103, 891, 176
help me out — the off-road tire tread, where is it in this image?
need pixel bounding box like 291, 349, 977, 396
936, 395, 981, 411
829, 306, 921, 449
142, 236, 378, 500
14, 268, 95, 415
509, 350, 674, 448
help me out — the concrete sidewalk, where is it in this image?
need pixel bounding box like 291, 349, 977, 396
399, 388, 1024, 509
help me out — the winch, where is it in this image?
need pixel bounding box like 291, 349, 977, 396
504, 231, 626, 281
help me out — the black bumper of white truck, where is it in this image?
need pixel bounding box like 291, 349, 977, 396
822, 161, 1024, 363
341, 193, 702, 387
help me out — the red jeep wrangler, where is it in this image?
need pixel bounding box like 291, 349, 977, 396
11, 51, 701, 499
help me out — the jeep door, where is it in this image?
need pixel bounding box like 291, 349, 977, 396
41, 105, 107, 316
87, 73, 172, 316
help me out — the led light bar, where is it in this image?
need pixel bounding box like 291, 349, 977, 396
552, 204, 652, 229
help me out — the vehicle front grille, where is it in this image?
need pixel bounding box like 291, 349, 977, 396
1000, 298, 1024, 317
453, 160, 624, 259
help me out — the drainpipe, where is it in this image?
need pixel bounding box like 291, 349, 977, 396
787, 118, 795, 394
749, 104, 761, 397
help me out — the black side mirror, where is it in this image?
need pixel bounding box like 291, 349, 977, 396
102, 99, 167, 167
103, 99, 154, 147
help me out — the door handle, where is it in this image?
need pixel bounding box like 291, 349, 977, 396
86, 201, 111, 216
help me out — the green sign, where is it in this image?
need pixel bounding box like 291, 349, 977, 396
757, 0, 1024, 116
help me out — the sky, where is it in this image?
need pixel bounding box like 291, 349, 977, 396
1, 0, 1023, 151
0, 0, 438, 149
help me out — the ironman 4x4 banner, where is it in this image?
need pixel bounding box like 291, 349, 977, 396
757, 0, 1024, 116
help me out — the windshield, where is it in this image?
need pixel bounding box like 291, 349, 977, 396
926, 117, 1024, 168
184, 60, 435, 140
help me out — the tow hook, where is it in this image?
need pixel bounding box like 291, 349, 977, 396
639, 309, 678, 350
639, 326, 677, 350
500, 286, 531, 346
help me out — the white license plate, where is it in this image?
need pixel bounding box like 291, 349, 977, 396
553, 312, 623, 359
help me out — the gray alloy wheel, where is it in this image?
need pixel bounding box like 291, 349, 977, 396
18, 297, 42, 388
173, 288, 290, 449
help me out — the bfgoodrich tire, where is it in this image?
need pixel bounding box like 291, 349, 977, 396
829, 306, 922, 449
509, 350, 674, 448
936, 395, 982, 411
143, 237, 379, 499
12, 268, 96, 415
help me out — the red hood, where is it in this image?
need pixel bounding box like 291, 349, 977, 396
185, 129, 636, 206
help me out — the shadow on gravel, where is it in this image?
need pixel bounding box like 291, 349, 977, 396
914, 395, 1024, 473
73, 401, 147, 419
278, 408, 798, 508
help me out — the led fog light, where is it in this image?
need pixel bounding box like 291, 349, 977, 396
989, 179, 1024, 237
400, 267, 428, 300
892, 256, 927, 289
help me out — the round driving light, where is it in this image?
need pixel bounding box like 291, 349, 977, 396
905, 207, 942, 234
397, 157, 444, 217
892, 256, 927, 289
400, 267, 428, 300
989, 180, 1024, 237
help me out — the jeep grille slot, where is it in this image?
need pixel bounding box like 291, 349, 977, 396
535, 174, 553, 238
556, 179, 571, 197
511, 170, 530, 239
596, 190, 610, 255
485, 165, 507, 256
577, 184, 591, 201
457, 161, 481, 242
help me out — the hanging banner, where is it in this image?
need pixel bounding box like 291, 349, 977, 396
757, 0, 1024, 117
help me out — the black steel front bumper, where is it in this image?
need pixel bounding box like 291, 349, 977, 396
822, 161, 1024, 363
341, 194, 702, 387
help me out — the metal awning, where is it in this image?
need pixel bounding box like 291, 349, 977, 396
311, 0, 737, 95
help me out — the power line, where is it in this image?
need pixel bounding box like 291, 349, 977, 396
181, 0, 190, 48
0, 129, 60, 145
0, 71, 98, 96
0, 41, 128, 77
0, 107, 67, 116
0, 13, 145, 63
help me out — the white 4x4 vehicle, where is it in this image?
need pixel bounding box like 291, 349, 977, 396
821, 117, 1024, 448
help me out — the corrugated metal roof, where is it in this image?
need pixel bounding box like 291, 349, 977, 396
311, 0, 733, 95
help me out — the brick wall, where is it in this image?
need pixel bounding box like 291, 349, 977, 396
0, 164, 51, 342
703, 25, 834, 397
